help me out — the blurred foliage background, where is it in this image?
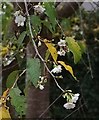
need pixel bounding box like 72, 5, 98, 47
50, 7, 99, 119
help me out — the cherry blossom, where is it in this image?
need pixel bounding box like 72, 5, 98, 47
70, 93, 80, 103
63, 102, 75, 109
3, 4, 7, 9
58, 48, 66, 56
51, 65, 62, 73
39, 84, 44, 90
34, 5, 45, 14
58, 39, 66, 47
38, 41, 42, 47
15, 14, 26, 27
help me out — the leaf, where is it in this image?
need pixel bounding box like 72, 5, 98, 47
6, 70, 19, 88
42, 20, 53, 33
77, 40, 87, 54
2, 89, 10, 98
66, 37, 82, 64
0, 89, 11, 119
17, 31, 27, 49
27, 58, 41, 87
61, 19, 71, 31
58, 61, 77, 80
45, 49, 51, 62
30, 15, 41, 35
61, 19, 71, 35
0, 106, 11, 119
44, 3, 56, 31
9, 87, 26, 116
0, 45, 9, 56
44, 39, 58, 63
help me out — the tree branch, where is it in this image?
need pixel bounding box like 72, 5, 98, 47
24, 0, 65, 92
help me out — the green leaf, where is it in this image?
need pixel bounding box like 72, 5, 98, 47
77, 40, 87, 54
30, 15, 41, 35
45, 49, 51, 62
42, 20, 53, 33
44, 3, 56, 31
17, 31, 27, 49
2, 2, 14, 42
27, 58, 41, 87
61, 19, 71, 31
9, 87, 26, 116
6, 70, 19, 88
66, 37, 82, 64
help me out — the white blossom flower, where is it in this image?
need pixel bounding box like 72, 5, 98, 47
39, 76, 44, 81
3, 4, 7, 9
58, 49, 66, 56
39, 84, 44, 90
70, 93, 80, 103
80, 31, 83, 35
34, 5, 45, 13
74, 93, 80, 97
51, 65, 62, 74
58, 39, 66, 47
63, 102, 75, 109
72, 25, 79, 31
15, 14, 26, 27
14, 10, 20, 16
38, 41, 42, 47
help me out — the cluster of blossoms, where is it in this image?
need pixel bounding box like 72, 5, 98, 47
14, 11, 26, 27
57, 39, 68, 56
37, 76, 47, 90
51, 64, 80, 110
14, 4, 45, 27
63, 92, 80, 109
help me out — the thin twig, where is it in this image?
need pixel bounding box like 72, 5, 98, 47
56, 20, 65, 37
16, 0, 23, 11
24, 0, 64, 92
39, 92, 63, 118
86, 50, 93, 78
78, 4, 94, 79
11, 69, 26, 89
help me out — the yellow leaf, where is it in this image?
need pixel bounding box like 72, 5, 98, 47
0, 89, 10, 106
58, 61, 77, 80
0, 89, 11, 119
44, 39, 58, 63
0, 45, 9, 56
0, 106, 11, 119
2, 89, 10, 98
